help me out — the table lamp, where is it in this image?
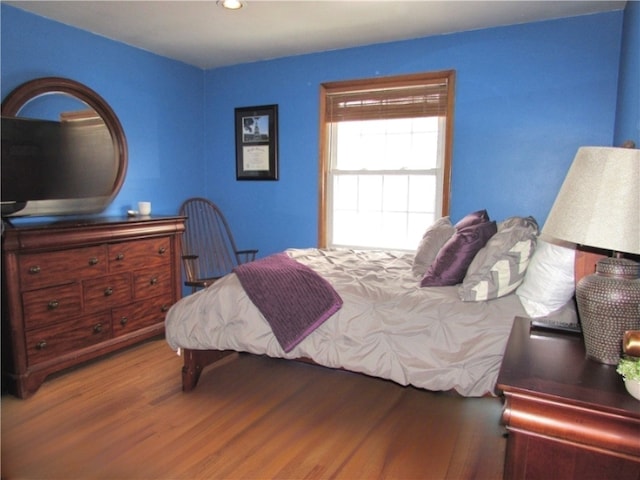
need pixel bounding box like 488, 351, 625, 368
542, 145, 640, 365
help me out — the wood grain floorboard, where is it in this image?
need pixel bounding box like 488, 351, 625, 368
1, 339, 506, 479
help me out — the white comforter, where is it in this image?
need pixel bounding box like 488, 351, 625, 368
165, 248, 527, 396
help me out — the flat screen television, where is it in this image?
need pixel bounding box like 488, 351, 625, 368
1, 115, 117, 217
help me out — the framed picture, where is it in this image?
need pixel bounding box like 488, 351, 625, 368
235, 104, 278, 180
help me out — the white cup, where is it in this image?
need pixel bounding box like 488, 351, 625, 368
138, 201, 151, 216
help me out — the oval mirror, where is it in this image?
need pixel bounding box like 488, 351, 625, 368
1, 77, 127, 217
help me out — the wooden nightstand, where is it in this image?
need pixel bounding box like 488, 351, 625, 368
497, 317, 640, 479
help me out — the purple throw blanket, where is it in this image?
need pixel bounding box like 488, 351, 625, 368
233, 253, 343, 353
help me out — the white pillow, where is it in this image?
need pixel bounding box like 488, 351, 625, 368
516, 239, 575, 317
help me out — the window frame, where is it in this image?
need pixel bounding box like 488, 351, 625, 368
318, 70, 456, 248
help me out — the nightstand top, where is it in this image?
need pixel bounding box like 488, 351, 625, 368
497, 317, 640, 418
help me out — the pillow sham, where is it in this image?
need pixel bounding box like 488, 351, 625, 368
516, 239, 576, 317
412, 217, 456, 276
454, 209, 489, 230
421, 220, 497, 287
459, 216, 539, 301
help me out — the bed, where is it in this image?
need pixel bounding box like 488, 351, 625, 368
165, 212, 579, 397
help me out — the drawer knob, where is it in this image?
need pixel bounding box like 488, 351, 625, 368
104, 287, 114, 297
115, 253, 125, 261
36, 340, 47, 350
29, 266, 41, 275
93, 323, 103, 334
158, 247, 167, 255
120, 317, 128, 326
88, 257, 99, 266
48, 300, 60, 310
150, 276, 158, 285
161, 304, 170, 312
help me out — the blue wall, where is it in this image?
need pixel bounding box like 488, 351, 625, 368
2, 4, 634, 259
615, 0, 640, 145
204, 12, 624, 256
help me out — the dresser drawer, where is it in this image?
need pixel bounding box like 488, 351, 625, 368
108, 237, 171, 271
112, 295, 171, 337
133, 266, 172, 300
22, 283, 82, 331
19, 245, 108, 291
26, 313, 112, 365
83, 273, 132, 313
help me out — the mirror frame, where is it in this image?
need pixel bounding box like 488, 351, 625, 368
1, 77, 128, 216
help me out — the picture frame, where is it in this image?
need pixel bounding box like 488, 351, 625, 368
235, 104, 278, 180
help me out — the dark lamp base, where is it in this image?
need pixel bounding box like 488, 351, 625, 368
576, 257, 640, 365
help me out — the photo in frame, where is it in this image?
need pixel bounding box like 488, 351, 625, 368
235, 104, 278, 180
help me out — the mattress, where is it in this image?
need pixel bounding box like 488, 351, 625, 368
165, 248, 528, 396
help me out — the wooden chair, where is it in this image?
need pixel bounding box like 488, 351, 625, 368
179, 197, 258, 292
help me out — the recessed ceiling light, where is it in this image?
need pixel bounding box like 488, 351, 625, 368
217, 0, 244, 10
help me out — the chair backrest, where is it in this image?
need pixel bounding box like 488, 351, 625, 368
179, 197, 242, 284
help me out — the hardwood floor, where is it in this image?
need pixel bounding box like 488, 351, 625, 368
1, 339, 506, 479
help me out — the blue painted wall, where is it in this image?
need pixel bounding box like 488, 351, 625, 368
204, 12, 624, 256
615, 0, 640, 145
2, 4, 634, 259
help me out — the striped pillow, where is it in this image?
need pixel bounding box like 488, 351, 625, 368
459, 216, 538, 301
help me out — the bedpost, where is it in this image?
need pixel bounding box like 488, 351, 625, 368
181, 349, 236, 392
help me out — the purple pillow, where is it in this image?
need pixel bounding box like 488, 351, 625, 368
421, 220, 498, 287
455, 209, 489, 230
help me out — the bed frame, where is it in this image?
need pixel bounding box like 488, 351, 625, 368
182, 349, 236, 391
182, 348, 320, 391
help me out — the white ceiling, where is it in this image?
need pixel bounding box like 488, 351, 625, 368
5, 1, 626, 69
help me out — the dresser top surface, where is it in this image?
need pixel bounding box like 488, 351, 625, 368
3, 214, 185, 231
2, 215, 185, 253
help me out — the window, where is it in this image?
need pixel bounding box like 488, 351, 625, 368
319, 71, 455, 250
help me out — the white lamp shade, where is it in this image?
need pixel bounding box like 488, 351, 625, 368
542, 146, 640, 255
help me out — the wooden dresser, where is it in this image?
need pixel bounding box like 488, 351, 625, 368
1, 215, 185, 398
497, 317, 640, 479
